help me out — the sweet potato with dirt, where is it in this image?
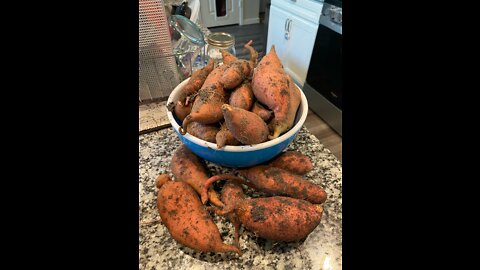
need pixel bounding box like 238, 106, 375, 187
174, 100, 193, 122
251, 45, 301, 139
222, 104, 269, 145
268, 151, 313, 175
229, 82, 254, 110
235, 196, 323, 242
236, 165, 327, 204
251, 101, 273, 122
156, 174, 241, 254
186, 121, 219, 143
216, 123, 241, 148
170, 145, 225, 208
219, 181, 246, 248
220, 41, 259, 89
169, 60, 215, 108
180, 64, 229, 135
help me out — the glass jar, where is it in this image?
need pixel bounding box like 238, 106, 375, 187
206, 32, 236, 65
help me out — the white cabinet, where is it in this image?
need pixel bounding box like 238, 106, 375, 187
266, 0, 323, 86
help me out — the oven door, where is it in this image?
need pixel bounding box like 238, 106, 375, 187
303, 6, 342, 135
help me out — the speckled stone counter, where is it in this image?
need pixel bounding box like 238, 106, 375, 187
139, 127, 342, 269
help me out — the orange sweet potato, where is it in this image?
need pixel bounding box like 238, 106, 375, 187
216, 123, 241, 148
174, 100, 193, 122
180, 64, 229, 135
235, 196, 323, 242
156, 174, 241, 254
251, 101, 273, 122
186, 121, 219, 143
251, 45, 301, 139
268, 151, 313, 175
219, 181, 246, 248
236, 165, 327, 204
229, 81, 254, 111
220, 41, 259, 89
222, 104, 269, 145
169, 60, 214, 108
170, 145, 225, 208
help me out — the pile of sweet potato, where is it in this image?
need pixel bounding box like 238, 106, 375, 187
154, 146, 327, 255
168, 41, 301, 148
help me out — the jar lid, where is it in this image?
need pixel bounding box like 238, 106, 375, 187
207, 32, 235, 48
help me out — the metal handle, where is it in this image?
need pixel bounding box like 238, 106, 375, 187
285, 19, 292, 40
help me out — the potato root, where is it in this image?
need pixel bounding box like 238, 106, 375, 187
268, 151, 313, 175
156, 174, 241, 254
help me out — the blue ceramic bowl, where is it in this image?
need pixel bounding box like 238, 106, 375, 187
166, 78, 308, 168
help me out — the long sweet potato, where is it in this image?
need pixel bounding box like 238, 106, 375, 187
156, 174, 241, 254
170, 145, 225, 208
186, 121, 219, 143
251, 45, 301, 139
268, 151, 313, 175
236, 165, 327, 204
235, 196, 323, 242
180, 64, 229, 135
229, 81, 254, 111
222, 104, 269, 145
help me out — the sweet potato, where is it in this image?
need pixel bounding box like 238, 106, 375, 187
229, 81, 254, 110
170, 145, 225, 208
171, 60, 215, 107
222, 104, 269, 145
235, 196, 323, 242
174, 100, 193, 122
251, 101, 273, 122
156, 174, 241, 254
220, 41, 259, 89
236, 165, 327, 204
221, 50, 238, 65
216, 123, 241, 148
219, 181, 246, 248
251, 45, 301, 139
186, 121, 219, 143
180, 64, 229, 135
268, 151, 313, 175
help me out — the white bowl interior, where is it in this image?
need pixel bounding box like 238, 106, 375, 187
166, 78, 308, 152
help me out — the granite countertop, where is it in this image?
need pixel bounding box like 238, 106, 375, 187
139, 127, 342, 269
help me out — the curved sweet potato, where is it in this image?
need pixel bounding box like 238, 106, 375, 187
268, 151, 313, 175
186, 121, 219, 143
251, 45, 301, 139
251, 101, 273, 122
229, 82, 254, 111
222, 104, 269, 145
216, 123, 241, 148
236, 165, 327, 204
180, 64, 229, 135
220, 41, 259, 89
156, 174, 241, 254
170, 145, 225, 208
235, 196, 323, 242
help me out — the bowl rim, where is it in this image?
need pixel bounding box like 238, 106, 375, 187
166, 77, 309, 152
